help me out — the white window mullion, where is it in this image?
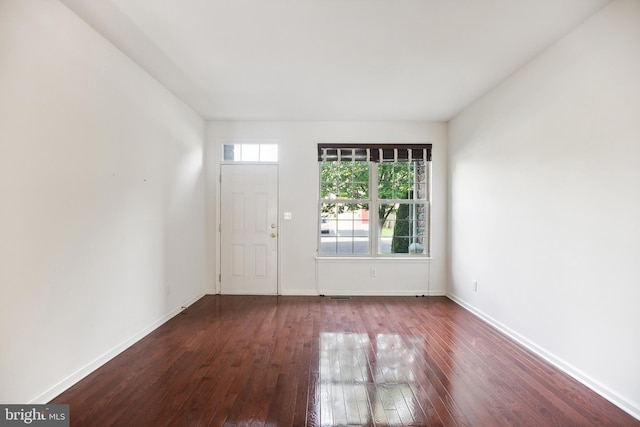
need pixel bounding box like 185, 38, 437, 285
370, 162, 378, 255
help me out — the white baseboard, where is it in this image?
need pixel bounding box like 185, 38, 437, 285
317, 289, 447, 297
209, 289, 448, 296
279, 289, 320, 296
447, 293, 640, 421
31, 293, 205, 404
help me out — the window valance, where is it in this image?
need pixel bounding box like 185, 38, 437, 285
317, 143, 432, 162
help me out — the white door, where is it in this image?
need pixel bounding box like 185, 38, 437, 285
220, 164, 278, 294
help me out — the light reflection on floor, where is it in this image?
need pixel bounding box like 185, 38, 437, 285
318, 332, 422, 426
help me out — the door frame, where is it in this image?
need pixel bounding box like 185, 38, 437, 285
216, 163, 280, 295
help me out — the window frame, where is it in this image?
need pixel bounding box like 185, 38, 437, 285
319, 161, 372, 256
221, 143, 278, 163
317, 144, 431, 258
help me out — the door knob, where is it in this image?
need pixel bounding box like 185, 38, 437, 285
271, 232, 277, 238
271, 223, 276, 229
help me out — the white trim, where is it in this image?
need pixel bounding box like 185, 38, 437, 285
318, 290, 446, 297
29, 293, 204, 404
280, 289, 321, 296
316, 256, 433, 262
447, 293, 640, 421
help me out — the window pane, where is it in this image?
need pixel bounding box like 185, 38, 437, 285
320, 203, 369, 255
320, 162, 340, 199
378, 203, 428, 255
222, 144, 278, 162
378, 161, 427, 200
223, 144, 238, 161
260, 144, 278, 161
240, 144, 260, 161
414, 161, 428, 200
320, 162, 369, 200
350, 162, 369, 199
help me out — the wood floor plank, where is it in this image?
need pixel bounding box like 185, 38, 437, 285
50, 296, 639, 426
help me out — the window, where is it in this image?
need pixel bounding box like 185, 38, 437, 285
222, 143, 278, 162
318, 143, 431, 256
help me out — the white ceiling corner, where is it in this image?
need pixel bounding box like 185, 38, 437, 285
59, 0, 610, 121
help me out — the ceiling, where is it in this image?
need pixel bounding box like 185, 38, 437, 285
60, 0, 610, 121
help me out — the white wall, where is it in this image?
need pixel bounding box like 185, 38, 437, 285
0, 0, 205, 403
206, 121, 447, 296
449, 0, 640, 418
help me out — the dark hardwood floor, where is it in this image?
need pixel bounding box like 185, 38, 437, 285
51, 296, 638, 426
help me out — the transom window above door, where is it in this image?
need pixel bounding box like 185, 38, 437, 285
222, 143, 278, 162
318, 143, 432, 257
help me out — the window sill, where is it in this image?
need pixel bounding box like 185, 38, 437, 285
316, 256, 433, 262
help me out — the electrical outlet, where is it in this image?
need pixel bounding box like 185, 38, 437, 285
473, 280, 478, 292
370, 268, 376, 277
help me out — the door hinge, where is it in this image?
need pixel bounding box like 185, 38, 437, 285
219, 174, 222, 183
219, 224, 221, 232
218, 274, 221, 282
